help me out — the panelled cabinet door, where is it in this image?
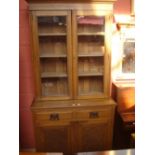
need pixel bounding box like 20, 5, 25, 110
35, 123, 72, 155
75, 120, 112, 152
31, 11, 73, 100
72, 10, 112, 99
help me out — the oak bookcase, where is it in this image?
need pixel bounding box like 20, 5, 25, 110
27, 0, 117, 154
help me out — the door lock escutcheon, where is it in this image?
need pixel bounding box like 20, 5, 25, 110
89, 111, 99, 118
50, 113, 59, 121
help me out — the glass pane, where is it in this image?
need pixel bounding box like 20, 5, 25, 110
41, 78, 68, 96
77, 16, 105, 33
37, 16, 69, 97
39, 36, 67, 57
122, 39, 135, 73
38, 16, 66, 33
78, 77, 103, 95
77, 15, 105, 96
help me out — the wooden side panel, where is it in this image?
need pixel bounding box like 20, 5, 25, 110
30, 12, 42, 96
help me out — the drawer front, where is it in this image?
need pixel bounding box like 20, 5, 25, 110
34, 111, 73, 125
75, 107, 111, 121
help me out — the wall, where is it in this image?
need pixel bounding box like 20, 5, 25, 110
114, 0, 131, 14
19, 0, 35, 149
19, 0, 131, 149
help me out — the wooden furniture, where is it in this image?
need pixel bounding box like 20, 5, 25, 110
19, 149, 135, 155
130, 133, 135, 148
120, 112, 135, 131
20, 153, 63, 155
112, 111, 135, 149
27, 0, 117, 154
112, 82, 135, 149
76, 149, 135, 155
112, 82, 135, 113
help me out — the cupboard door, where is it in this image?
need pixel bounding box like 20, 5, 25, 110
75, 120, 112, 152
31, 11, 73, 99
35, 123, 72, 155
72, 11, 112, 99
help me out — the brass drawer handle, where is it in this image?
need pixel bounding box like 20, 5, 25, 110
49, 113, 59, 121
89, 112, 99, 118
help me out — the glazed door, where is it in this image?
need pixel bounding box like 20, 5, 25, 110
72, 10, 112, 99
31, 11, 73, 100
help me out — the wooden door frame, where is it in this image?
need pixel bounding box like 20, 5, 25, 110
30, 10, 73, 100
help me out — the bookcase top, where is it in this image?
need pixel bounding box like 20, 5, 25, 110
26, 0, 117, 3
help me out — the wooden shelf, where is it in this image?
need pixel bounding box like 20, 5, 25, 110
78, 72, 103, 77
41, 72, 67, 78
77, 32, 105, 36
78, 53, 104, 57
38, 33, 67, 36
40, 54, 67, 58
79, 91, 103, 95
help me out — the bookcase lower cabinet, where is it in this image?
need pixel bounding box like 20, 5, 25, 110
32, 99, 115, 155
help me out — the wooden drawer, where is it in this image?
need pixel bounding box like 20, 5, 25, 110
75, 108, 111, 121
34, 111, 73, 125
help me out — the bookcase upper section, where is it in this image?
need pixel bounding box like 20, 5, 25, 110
28, 0, 117, 100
